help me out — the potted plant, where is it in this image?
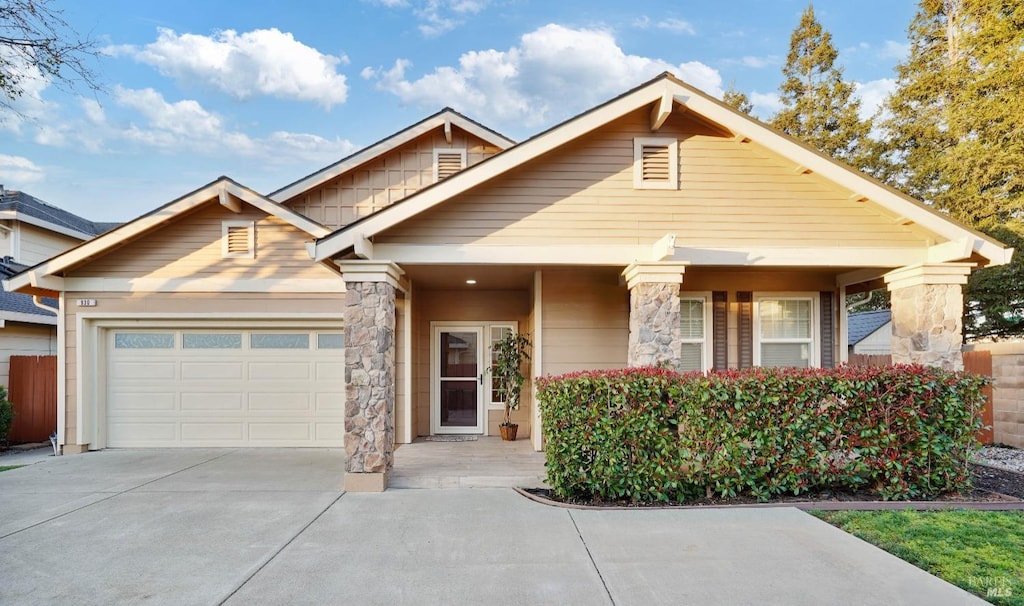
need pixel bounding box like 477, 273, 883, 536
494, 331, 531, 441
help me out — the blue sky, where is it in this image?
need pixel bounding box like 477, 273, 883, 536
0, 0, 917, 221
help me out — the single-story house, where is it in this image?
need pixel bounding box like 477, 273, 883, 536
5, 73, 1013, 491
848, 309, 892, 356
0, 188, 116, 390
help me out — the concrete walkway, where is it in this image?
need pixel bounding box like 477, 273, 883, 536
0, 449, 987, 605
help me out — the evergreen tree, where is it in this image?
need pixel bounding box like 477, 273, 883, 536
721, 83, 753, 115
875, 0, 1024, 339
771, 4, 871, 167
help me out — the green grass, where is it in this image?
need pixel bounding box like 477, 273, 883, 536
814, 510, 1024, 605
0, 465, 23, 472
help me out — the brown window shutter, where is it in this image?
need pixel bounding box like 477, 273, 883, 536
712, 291, 728, 370
225, 225, 250, 255
641, 144, 671, 182
737, 291, 753, 369
820, 291, 835, 368
436, 152, 464, 180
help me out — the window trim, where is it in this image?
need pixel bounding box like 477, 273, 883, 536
633, 137, 679, 190
678, 292, 713, 372
432, 148, 467, 183
222, 220, 255, 259
752, 293, 820, 368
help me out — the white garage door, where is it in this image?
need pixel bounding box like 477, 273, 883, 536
106, 327, 345, 447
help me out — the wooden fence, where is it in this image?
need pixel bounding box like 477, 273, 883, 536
847, 351, 994, 444
6, 355, 57, 444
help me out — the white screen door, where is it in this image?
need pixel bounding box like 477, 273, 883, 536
432, 326, 484, 434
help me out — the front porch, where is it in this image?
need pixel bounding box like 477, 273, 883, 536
390, 437, 547, 489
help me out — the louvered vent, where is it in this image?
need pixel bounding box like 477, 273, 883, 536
641, 145, 671, 182
222, 222, 254, 258
436, 152, 464, 180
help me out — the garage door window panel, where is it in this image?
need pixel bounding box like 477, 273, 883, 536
114, 333, 174, 349
251, 333, 310, 349
317, 333, 344, 349
183, 333, 242, 349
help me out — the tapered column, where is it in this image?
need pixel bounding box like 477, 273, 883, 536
623, 263, 687, 368
884, 263, 973, 371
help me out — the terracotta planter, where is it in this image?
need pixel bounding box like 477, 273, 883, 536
499, 424, 518, 441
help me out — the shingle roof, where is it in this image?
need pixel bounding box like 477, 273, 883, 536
0, 259, 56, 318
0, 190, 112, 236
848, 309, 891, 346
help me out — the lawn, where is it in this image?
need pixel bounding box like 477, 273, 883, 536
0, 465, 23, 472
814, 510, 1024, 605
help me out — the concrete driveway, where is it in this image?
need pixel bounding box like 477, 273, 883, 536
0, 449, 986, 605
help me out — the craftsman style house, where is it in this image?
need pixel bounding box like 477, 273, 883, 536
6, 73, 1011, 491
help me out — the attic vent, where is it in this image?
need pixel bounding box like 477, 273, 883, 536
222, 221, 255, 259
433, 149, 467, 182
633, 137, 679, 190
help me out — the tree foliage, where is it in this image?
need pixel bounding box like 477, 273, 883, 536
0, 0, 100, 115
771, 4, 871, 167
721, 83, 753, 115
873, 0, 1024, 339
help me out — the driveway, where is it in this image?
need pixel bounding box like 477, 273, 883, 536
0, 449, 985, 605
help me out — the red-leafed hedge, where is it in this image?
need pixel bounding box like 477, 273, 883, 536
537, 365, 988, 503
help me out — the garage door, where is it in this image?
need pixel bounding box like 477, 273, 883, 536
106, 328, 345, 447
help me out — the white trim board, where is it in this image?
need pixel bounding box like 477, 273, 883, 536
62, 277, 345, 293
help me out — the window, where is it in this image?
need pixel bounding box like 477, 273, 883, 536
679, 295, 711, 372
633, 137, 679, 189
222, 221, 255, 259
183, 333, 242, 349
114, 332, 174, 349
250, 333, 310, 349
433, 149, 467, 182
755, 296, 816, 368
489, 325, 514, 408
317, 333, 344, 349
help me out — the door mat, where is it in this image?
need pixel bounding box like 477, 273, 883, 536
422, 435, 479, 442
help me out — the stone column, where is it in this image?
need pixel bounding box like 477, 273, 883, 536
623, 263, 687, 368
884, 263, 973, 371
340, 262, 405, 492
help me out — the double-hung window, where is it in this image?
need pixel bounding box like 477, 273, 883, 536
679, 294, 711, 372
754, 295, 816, 368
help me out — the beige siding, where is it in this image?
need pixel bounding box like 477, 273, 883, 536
413, 289, 531, 438
283, 127, 502, 229
541, 268, 629, 377
853, 324, 892, 355
18, 224, 82, 265
378, 108, 936, 248
61, 292, 341, 447
68, 205, 337, 280
0, 322, 57, 388
395, 296, 409, 444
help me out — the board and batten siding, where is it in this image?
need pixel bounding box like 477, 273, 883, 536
68, 205, 338, 281
376, 108, 937, 249
17, 224, 82, 266
284, 128, 502, 229
61, 292, 342, 447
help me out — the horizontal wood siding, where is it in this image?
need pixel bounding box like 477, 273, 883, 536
285, 127, 502, 229
61, 292, 342, 447
68, 205, 338, 280
18, 224, 81, 265
541, 268, 628, 377
377, 108, 935, 248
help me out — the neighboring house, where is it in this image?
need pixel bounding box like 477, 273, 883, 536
848, 310, 892, 356
5, 75, 1013, 492
0, 188, 115, 389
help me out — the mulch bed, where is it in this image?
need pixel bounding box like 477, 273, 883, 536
519, 464, 1024, 511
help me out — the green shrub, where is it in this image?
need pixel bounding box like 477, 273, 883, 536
537, 365, 987, 503
0, 385, 14, 446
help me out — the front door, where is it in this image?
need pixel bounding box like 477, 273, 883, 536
432, 326, 484, 434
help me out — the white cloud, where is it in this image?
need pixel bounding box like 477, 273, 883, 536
0, 47, 55, 133
878, 40, 909, 60
365, 24, 722, 129
750, 91, 783, 117
854, 78, 897, 121
121, 28, 349, 108
367, 0, 490, 37
110, 87, 355, 163
657, 18, 696, 35
0, 154, 45, 185
741, 55, 779, 69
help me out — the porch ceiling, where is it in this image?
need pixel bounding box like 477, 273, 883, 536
401, 264, 538, 290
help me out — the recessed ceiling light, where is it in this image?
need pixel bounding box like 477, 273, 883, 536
466, 279, 477, 285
